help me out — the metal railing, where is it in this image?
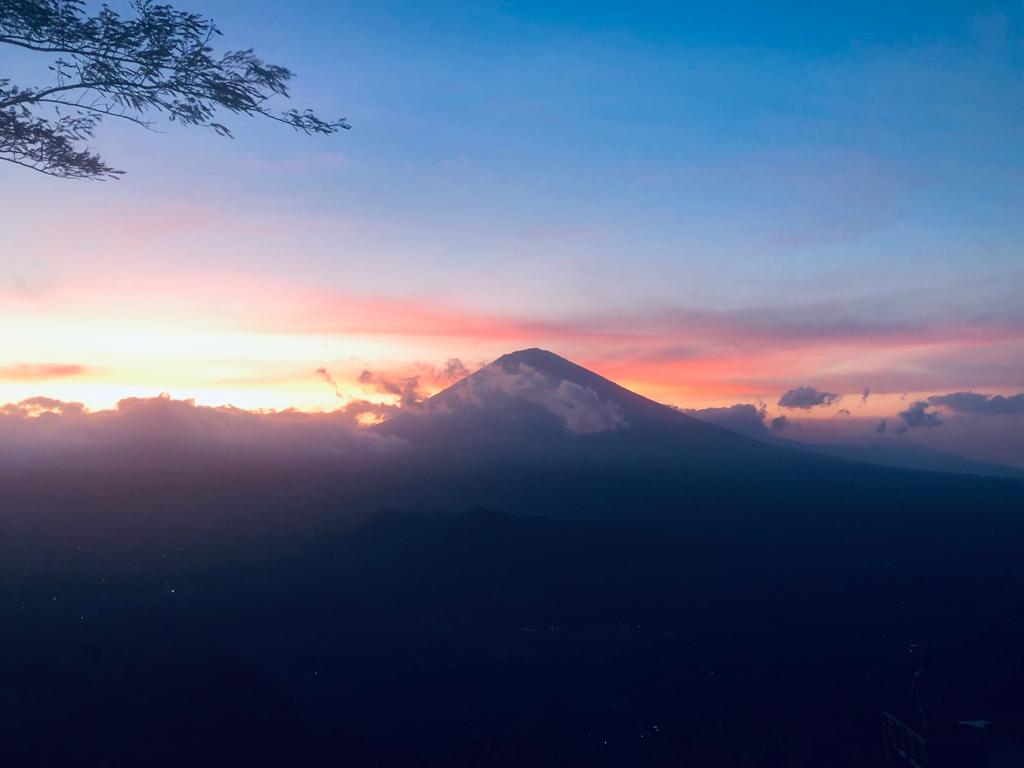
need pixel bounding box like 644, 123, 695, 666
883, 711, 928, 768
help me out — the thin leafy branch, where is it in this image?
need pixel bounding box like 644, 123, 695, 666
0, 0, 348, 179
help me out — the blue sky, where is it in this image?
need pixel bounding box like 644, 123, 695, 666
96, 0, 1023, 309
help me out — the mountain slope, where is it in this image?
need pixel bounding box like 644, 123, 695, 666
369, 349, 1023, 531
376, 348, 783, 461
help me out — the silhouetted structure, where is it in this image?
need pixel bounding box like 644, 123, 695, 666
883, 711, 1024, 767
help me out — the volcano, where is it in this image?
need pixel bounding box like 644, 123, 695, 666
369, 349, 1023, 532
376, 347, 772, 461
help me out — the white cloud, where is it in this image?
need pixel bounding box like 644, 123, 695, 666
442, 363, 627, 434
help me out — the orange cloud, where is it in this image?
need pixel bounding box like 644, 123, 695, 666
0, 364, 88, 380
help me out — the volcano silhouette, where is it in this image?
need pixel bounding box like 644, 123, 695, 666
375, 348, 801, 470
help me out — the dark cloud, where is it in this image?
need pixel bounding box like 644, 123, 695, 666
315, 367, 413, 422
686, 403, 796, 438
896, 401, 942, 432
927, 391, 1024, 416
359, 370, 423, 408
0, 363, 88, 380
875, 419, 887, 433
317, 359, 470, 410
837, 408, 851, 416
442, 358, 469, 382
356, 358, 471, 409
685, 404, 769, 439
861, 387, 870, 404
777, 386, 841, 410
315, 368, 343, 398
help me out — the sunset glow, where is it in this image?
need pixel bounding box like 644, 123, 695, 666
4, 263, 1020, 415
2, 0, 1022, 462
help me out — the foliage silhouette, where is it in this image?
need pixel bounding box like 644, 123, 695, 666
0, 0, 348, 179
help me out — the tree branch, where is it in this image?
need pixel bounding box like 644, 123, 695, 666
0, 0, 348, 179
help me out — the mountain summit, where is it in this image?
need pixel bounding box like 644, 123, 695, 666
492, 348, 615, 388
375, 348, 762, 460
487, 347, 718, 431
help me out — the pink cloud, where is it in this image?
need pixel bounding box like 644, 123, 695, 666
0, 364, 88, 380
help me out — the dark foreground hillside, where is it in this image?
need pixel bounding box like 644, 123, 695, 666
3, 499, 1024, 767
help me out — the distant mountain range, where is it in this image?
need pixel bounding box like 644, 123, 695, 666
781, 439, 1024, 479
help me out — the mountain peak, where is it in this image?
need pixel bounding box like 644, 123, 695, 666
493, 348, 600, 384
495, 347, 570, 369
375, 348, 762, 455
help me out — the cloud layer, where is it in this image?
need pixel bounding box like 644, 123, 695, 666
0, 363, 88, 380
442, 363, 627, 434
928, 391, 1024, 416
684, 403, 769, 439
0, 395, 402, 467
353, 358, 471, 409
894, 401, 943, 433
777, 386, 842, 410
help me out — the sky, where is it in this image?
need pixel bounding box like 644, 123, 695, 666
1, 1, 1022, 461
